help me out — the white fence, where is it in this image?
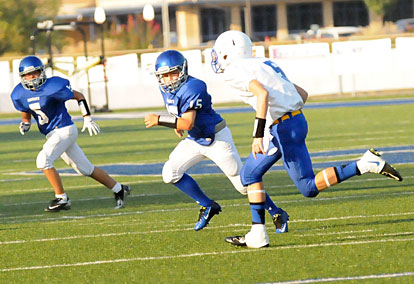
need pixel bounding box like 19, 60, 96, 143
1, 37, 414, 113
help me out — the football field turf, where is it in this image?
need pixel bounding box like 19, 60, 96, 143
0, 97, 413, 283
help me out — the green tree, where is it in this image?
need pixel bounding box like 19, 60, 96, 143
0, 0, 60, 55
364, 0, 398, 23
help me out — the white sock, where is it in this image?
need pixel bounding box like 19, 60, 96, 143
111, 182, 122, 193
55, 193, 68, 200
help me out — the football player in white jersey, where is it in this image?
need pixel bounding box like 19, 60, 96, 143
11, 56, 131, 212
145, 50, 285, 231
211, 31, 402, 248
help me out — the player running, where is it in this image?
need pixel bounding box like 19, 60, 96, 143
144, 50, 286, 231
11, 55, 131, 212
211, 30, 403, 248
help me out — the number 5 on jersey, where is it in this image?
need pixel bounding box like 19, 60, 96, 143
29, 102, 49, 125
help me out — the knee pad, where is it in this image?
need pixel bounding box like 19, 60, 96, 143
36, 150, 53, 169
162, 161, 183, 184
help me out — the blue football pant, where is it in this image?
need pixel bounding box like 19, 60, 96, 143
241, 112, 358, 198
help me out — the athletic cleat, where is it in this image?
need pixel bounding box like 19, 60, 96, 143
114, 184, 131, 209
226, 224, 269, 248
44, 198, 71, 212
357, 149, 403, 181
273, 210, 289, 233
225, 235, 247, 246
194, 201, 222, 231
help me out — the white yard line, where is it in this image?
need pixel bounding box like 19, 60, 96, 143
265, 272, 414, 284
0, 237, 413, 272
1, 212, 413, 245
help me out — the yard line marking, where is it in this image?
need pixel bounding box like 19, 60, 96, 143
5, 178, 163, 194
2, 194, 414, 223
3, 177, 413, 208
265, 272, 414, 283
0, 177, 33, 182
0, 237, 413, 272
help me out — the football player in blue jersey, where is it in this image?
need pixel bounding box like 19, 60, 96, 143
144, 50, 286, 231
10, 55, 131, 212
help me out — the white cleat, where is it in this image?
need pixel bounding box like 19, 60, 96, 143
225, 224, 270, 248
357, 149, 402, 181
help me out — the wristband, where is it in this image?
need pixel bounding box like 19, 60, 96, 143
158, 115, 178, 128
252, 117, 266, 138
78, 99, 91, 116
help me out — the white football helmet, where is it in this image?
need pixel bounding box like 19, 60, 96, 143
211, 30, 253, 73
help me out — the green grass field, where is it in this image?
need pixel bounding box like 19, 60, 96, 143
0, 97, 413, 283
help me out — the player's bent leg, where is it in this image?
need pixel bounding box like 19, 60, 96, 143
61, 143, 94, 176
357, 148, 403, 181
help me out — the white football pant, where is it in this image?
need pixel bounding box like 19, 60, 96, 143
162, 127, 247, 195
36, 124, 94, 176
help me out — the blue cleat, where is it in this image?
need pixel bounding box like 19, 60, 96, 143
194, 201, 222, 231
273, 210, 289, 233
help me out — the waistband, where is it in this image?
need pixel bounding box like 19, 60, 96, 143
215, 119, 226, 133
272, 109, 302, 126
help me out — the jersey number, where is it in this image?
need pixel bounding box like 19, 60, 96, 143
264, 60, 290, 82
29, 102, 49, 125
190, 99, 202, 110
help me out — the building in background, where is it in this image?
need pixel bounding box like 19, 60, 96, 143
58, 0, 414, 48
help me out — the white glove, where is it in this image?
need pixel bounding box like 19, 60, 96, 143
81, 116, 100, 136
19, 122, 31, 135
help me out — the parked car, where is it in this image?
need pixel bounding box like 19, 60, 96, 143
315, 26, 361, 39
396, 18, 414, 32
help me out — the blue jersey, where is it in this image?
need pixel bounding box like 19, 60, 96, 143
11, 77, 75, 135
160, 76, 223, 146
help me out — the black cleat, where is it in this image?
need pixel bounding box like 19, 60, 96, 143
114, 185, 131, 209
225, 235, 247, 247
272, 210, 289, 233
380, 163, 403, 182
44, 198, 71, 212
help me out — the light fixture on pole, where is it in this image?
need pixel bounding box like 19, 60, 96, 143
94, 6, 109, 112
143, 4, 155, 22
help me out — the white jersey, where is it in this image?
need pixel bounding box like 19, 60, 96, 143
223, 57, 304, 123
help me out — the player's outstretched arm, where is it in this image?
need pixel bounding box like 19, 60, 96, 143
144, 110, 196, 131
73, 90, 100, 136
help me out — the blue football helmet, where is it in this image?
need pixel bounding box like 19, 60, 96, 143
19, 55, 47, 90
155, 50, 188, 93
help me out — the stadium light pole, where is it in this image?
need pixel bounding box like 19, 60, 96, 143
94, 6, 110, 112
245, 0, 252, 39
161, 0, 171, 48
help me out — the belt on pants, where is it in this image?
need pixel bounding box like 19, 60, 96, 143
215, 119, 226, 133
272, 109, 302, 126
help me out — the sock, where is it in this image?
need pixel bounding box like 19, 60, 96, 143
111, 182, 122, 193
250, 202, 265, 224
335, 162, 358, 182
264, 193, 282, 216
174, 174, 212, 207
55, 193, 68, 200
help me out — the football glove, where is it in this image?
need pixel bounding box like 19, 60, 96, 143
19, 122, 31, 135
81, 116, 100, 136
